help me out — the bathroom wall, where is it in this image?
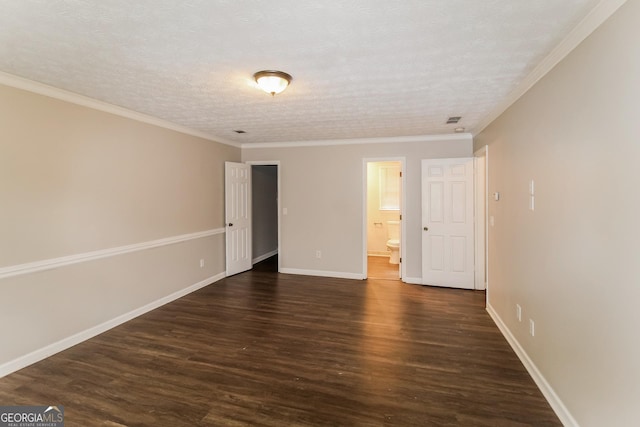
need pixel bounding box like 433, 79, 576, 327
366, 161, 401, 256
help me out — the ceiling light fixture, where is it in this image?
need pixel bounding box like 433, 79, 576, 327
253, 70, 292, 96
454, 127, 466, 133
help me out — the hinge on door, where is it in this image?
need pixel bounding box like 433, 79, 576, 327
400, 257, 402, 263
399, 171, 402, 177
399, 214, 402, 220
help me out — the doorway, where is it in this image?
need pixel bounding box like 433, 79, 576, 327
250, 162, 280, 273
474, 146, 488, 292
364, 159, 405, 280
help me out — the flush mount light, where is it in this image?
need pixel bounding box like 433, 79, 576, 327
253, 70, 292, 96
454, 127, 466, 133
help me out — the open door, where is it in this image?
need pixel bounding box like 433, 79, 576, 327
225, 162, 252, 276
422, 158, 474, 289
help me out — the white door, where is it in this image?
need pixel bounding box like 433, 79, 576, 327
422, 158, 474, 289
225, 162, 252, 276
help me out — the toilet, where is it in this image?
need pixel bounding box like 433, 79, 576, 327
386, 220, 400, 264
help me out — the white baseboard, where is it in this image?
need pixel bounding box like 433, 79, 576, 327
252, 249, 278, 265
486, 303, 578, 427
280, 268, 365, 280
367, 252, 390, 257
403, 276, 422, 285
0, 272, 226, 378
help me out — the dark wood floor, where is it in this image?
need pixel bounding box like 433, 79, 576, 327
0, 256, 560, 426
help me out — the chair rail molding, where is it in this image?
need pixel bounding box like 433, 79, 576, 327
0, 228, 225, 280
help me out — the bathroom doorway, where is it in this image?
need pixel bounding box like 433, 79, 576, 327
364, 159, 404, 280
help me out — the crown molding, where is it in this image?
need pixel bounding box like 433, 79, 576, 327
472, 0, 628, 136
0, 71, 241, 148
0, 70, 468, 151
241, 133, 472, 149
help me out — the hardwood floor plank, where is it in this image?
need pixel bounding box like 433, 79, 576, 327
0, 256, 561, 426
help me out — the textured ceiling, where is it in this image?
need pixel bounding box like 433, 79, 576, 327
0, 0, 601, 145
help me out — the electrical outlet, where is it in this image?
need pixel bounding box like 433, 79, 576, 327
315, 250, 322, 259
200, 259, 205, 268
516, 304, 522, 322
529, 319, 535, 337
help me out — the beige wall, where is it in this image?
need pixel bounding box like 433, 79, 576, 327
474, 1, 640, 425
0, 84, 239, 370
242, 137, 472, 279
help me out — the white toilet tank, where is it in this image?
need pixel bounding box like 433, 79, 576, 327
387, 220, 400, 241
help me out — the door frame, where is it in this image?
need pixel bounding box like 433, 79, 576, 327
474, 145, 489, 294
247, 160, 282, 273
362, 157, 407, 280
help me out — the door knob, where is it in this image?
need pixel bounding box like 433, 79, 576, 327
228, 223, 233, 227
423, 227, 428, 231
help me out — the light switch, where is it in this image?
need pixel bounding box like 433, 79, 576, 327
529, 180, 535, 211
283, 207, 288, 215
494, 192, 500, 201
